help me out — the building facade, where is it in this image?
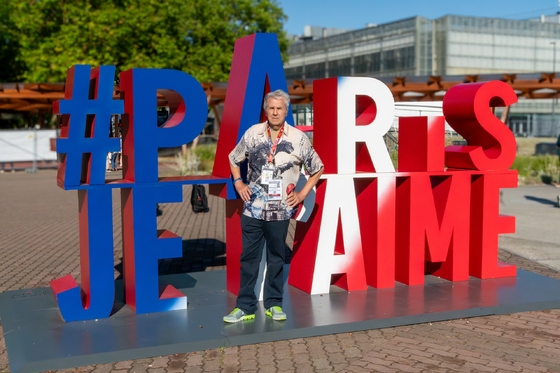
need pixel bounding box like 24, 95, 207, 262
285, 15, 560, 137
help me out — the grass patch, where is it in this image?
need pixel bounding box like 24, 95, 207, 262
512, 154, 559, 185
175, 143, 216, 175
515, 137, 556, 156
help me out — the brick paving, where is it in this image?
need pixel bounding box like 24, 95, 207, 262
1, 169, 560, 373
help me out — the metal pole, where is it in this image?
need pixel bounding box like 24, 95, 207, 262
33, 126, 37, 172
26, 125, 38, 173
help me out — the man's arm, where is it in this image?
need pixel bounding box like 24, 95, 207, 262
286, 167, 323, 208
230, 162, 252, 202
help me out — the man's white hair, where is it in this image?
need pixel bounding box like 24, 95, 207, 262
263, 89, 290, 110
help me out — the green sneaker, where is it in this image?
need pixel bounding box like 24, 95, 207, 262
223, 308, 255, 323
265, 306, 287, 321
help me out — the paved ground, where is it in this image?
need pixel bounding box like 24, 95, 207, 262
499, 185, 560, 271
1, 169, 560, 373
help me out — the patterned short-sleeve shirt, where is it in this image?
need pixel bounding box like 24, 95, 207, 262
229, 121, 323, 221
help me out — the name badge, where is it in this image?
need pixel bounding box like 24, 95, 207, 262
268, 179, 283, 201
261, 166, 275, 185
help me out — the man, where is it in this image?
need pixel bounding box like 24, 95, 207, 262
224, 89, 324, 323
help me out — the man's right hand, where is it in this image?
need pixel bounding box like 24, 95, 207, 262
235, 181, 252, 202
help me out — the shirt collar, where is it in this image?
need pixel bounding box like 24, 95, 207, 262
258, 121, 290, 137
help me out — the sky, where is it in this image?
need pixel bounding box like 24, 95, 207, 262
279, 0, 560, 36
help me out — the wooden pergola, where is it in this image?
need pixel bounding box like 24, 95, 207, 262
1, 72, 559, 127
201, 72, 560, 107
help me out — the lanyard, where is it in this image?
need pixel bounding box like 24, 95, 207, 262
267, 125, 284, 164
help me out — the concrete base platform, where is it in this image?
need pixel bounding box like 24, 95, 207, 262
2, 269, 560, 373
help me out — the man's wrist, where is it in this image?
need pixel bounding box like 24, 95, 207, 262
233, 177, 243, 184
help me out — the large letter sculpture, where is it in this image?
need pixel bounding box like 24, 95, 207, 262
50, 65, 124, 322
288, 78, 518, 294
51, 65, 228, 322
50, 33, 519, 322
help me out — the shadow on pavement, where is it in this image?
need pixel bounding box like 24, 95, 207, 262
114, 238, 226, 278
524, 195, 558, 207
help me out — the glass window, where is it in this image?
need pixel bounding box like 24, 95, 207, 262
354, 52, 381, 74
328, 57, 352, 76
285, 66, 304, 80
306, 62, 327, 79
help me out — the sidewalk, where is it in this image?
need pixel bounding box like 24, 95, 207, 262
499, 185, 560, 272
0, 169, 559, 373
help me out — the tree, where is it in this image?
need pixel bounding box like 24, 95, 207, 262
180, 0, 289, 82
11, 0, 289, 83
0, 0, 25, 82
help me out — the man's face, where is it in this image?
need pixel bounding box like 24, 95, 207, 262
265, 97, 287, 128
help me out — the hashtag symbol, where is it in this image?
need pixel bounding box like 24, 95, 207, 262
53, 65, 124, 188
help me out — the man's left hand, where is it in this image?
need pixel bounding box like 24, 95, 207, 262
286, 191, 304, 207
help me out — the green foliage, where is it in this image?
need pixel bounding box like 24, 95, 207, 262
194, 143, 217, 162
175, 143, 216, 175
390, 145, 398, 169
193, 143, 217, 173
7, 0, 288, 83
385, 133, 398, 169
0, 1, 25, 81
511, 154, 560, 184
